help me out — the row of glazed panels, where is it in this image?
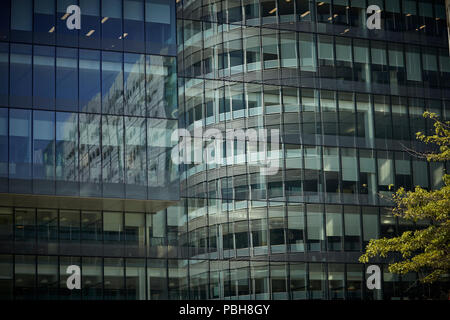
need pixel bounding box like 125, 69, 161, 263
0, 109, 178, 200
179, 0, 449, 40
0, 202, 429, 257
0, 254, 446, 300
0, 0, 176, 55
179, 80, 450, 151
179, 26, 450, 92
0, 43, 177, 118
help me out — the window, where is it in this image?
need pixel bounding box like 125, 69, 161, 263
34, 0, 55, 44
102, 0, 123, 51
9, 109, 32, 192
82, 257, 103, 299
371, 41, 389, 86
359, 150, 377, 205
102, 115, 125, 197
79, 50, 101, 113
309, 263, 326, 299
353, 39, 370, 85
262, 30, 279, 70
124, 0, 145, 52
56, 48, 78, 111
124, 53, 146, 116
356, 93, 374, 148
11, 0, 32, 42
346, 264, 363, 300
326, 205, 342, 251
125, 117, 147, 199
145, 0, 176, 55
287, 205, 304, 252
344, 206, 361, 251
0, 108, 7, 188
307, 204, 324, 252
328, 264, 344, 299
362, 207, 379, 247
56, 112, 78, 195
318, 35, 334, 80
79, 0, 100, 49
102, 52, 124, 115
299, 33, 316, 73
146, 56, 178, 118
126, 259, 146, 300
79, 113, 101, 197
271, 262, 288, 300
290, 262, 306, 299
147, 118, 178, 200
335, 37, 352, 82
406, 46, 422, 83
33, 111, 55, 194
341, 148, 358, 203
10, 44, 32, 107
0, 43, 7, 106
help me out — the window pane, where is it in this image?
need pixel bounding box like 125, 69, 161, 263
102, 52, 124, 115
56, 112, 78, 195
33, 110, 55, 194
79, 50, 101, 113
124, 53, 146, 116
0, 43, 8, 106
145, 0, 176, 55
9, 109, 32, 191
102, 115, 125, 197
10, 44, 32, 107
79, 114, 101, 196
125, 117, 147, 199
56, 48, 78, 111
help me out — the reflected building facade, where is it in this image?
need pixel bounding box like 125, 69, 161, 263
0, 0, 449, 300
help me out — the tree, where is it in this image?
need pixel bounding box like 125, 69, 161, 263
359, 112, 450, 284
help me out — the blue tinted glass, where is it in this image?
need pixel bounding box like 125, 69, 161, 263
145, 0, 176, 55
34, 0, 55, 44
33, 46, 55, 109
57, 0, 79, 47
102, 51, 124, 115
79, 0, 101, 49
124, 0, 145, 52
0, 108, 7, 179
0, 43, 8, 106
147, 118, 178, 200
9, 109, 32, 180
79, 113, 101, 197
125, 116, 147, 199
102, 0, 123, 51
146, 55, 178, 118
102, 115, 124, 198
10, 44, 32, 107
0, 0, 10, 41
11, 0, 32, 42
33, 110, 55, 182
56, 112, 79, 195
56, 47, 78, 111
124, 53, 146, 116
79, 49, 101, 113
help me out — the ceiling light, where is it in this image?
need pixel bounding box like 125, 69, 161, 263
48, 26, 55, 33
86, 30, 95, 37
301, 11, 310, 18
269, 8, 277, 14
61, 13, 70, 20
101, 17, 109, 24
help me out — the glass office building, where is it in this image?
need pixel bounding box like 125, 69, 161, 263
0, 0, 449, 300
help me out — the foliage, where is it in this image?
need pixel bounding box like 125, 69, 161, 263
359, 112, 450, 283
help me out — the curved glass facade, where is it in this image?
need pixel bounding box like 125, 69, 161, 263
0, 0, 449, 300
